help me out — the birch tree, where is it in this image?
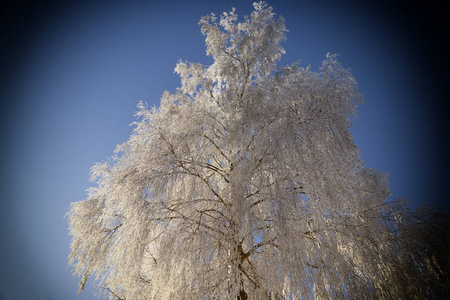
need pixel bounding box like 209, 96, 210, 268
67, 2, 449, 299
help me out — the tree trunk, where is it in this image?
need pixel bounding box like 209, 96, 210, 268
238, 289, 247, 300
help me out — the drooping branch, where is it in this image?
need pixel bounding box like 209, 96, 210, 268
104, 287, 126, 300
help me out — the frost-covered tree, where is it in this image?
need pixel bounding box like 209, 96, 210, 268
68, 2, 449, 299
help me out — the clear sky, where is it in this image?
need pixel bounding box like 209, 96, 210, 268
1, 0, 448, 299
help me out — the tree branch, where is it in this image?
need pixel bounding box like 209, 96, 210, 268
163, 203, 226, 237
203, 134, 231, 164
105, 287, 126, 300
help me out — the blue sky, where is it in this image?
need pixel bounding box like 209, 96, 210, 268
1, 0, 447, 299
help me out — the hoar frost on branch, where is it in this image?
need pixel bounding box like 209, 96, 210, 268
67, 2, 449, 299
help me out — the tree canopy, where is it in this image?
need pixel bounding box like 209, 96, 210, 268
68, 2, 449, 299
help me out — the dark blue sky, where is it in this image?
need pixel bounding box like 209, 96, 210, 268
1, 0, 448, 299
